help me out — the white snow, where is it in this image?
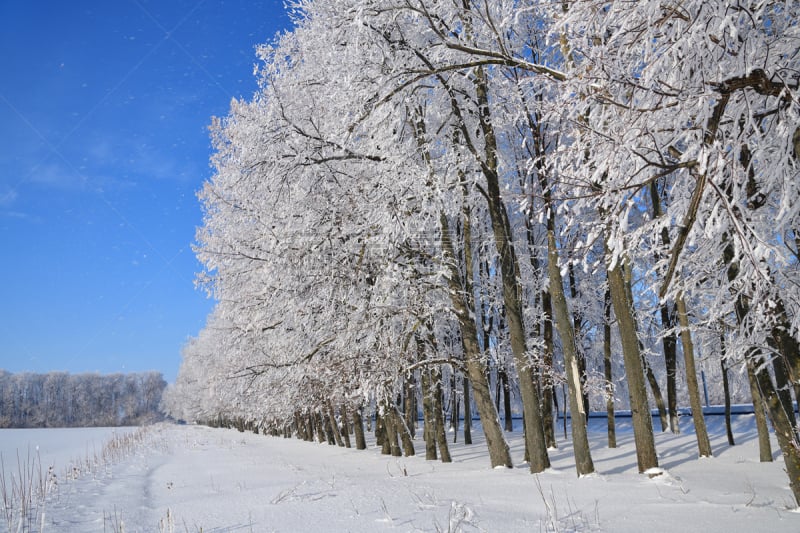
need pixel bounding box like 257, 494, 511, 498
3, 416, 799, 532
0, 427, 137, 476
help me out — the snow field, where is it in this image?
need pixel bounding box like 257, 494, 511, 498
3, 415, 799, 532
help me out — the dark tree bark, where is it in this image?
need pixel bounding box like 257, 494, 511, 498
413, 114, 512, 468
724, 238, 773, 462
661, 304, 680, 434
623, 261, 668, 433
719, 342, 735, 446
541, 290, 558, 449
499, 368, 513, 432
649, 179, 680, 434
769, 299, 800, 402
353, 405, 367, 451
450, 372, 460, 441
305, 413, 315, 442
382, 402, 403, 457
339, 406, 352, 449
568, 260, 590, 418
398, 406, 416, 457
643, 358, 669, 433
404, 374, 417, 439
752, 358, 800, 505
747, 360, 774, 462
295, 412, 308, 441
607, 256, 659, 472
376, 412, 388, 453
421, 367, 438, 461
327, 401, 344, 448
315, 412, 327, 444
604, 287, 617, 448
547, 229, 595, 476
528, 109, 591, 472
675, 295, 712, 457
472, 66, 549, 473
768, 340, 797, 430
439, 210, 511, 467
432, 367, 452, 463
463, 375, 473, 445
523, 165, 557, 450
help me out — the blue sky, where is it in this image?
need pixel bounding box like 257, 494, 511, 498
0, 1, 290, 382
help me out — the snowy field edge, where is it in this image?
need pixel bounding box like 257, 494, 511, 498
2, 414, 799, 532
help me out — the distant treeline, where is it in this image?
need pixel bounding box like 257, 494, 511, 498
0, 370, 166, 428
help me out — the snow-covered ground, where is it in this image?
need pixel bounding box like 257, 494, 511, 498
3, 415, 799, 532
0, 427, 137, 477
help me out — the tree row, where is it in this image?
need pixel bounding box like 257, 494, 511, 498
0, 370, 166, 428
162, 0, 800, 504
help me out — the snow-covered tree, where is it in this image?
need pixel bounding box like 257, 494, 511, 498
172, 0, 800, 503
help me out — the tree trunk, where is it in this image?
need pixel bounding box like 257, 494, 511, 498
604, 287, 617, 448
404, 374, 417, 439
768, 342, 797, 430
305, 413, 315, 442
295, 412, 308, 441
376, 412, 388, 453
463, 375, 473, 445
720, 352, 735, 446
432, 367, 452, 463
327, 402, 344, 448
421, 367, 438, 461
438, 211, 512, 467
720, 154, 800, 502
413, 105, 511, 467
726, 237, 783, 465
450, 0, 547, 470
607, 256, 659, 472
568, 260, 590, 418
725, 238, 772, 461
547, 229, 595, 476
649, 180, 680, 434
383, 403, 403, 457
499, 369, 513, 432
662, 304, 680, 434
643, 359, 669, 433
398, 405, 416, 457
675, 294, 712, 457
524, 165, 557, 450
747, 359, 774, 462
770, 298, 800, 402
353, 405, 367, 451
315, 412, 327, 444
450, 373, 459, 441
495, 369, 501, 414
323, 412, 336, 445
624, 261, 668, 432
541, 290, 558, 449
562, 385, 568, 440
474, 66, 549, 473
752, 357, 800, 506
339, 405, 352, 448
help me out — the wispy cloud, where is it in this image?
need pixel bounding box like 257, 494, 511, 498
1, 210, 41, 223
28, 162, 89, 190
0, 186, 18, 207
